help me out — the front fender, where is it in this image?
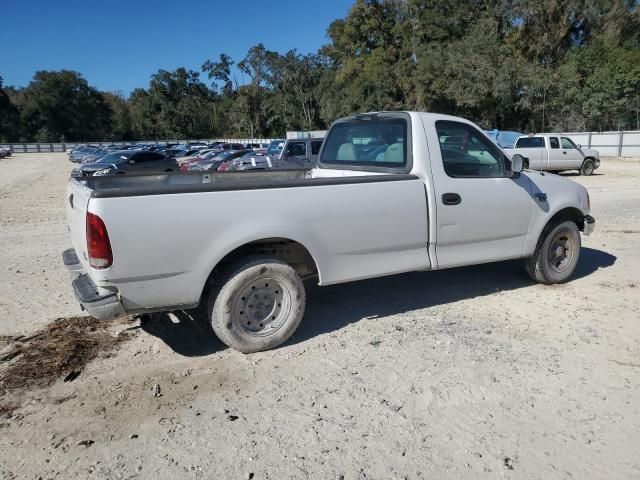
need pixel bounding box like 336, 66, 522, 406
523, 171, 590, 255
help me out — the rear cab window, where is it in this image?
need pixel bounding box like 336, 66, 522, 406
319, 113, 410, 172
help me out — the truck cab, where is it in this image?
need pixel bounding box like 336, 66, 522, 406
277, 138, 324, 168
506, 134, 600, 175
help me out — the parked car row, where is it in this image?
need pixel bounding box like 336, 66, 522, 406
67, 141, 269, 164
0, 146, 13, 158
72, 150, 179, 177
177, 138, 326, 173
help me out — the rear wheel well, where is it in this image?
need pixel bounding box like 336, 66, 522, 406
202, 238, 318, 297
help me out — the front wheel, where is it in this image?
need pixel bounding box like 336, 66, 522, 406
525, 221, 581, 284
208, 256, 306, 353
580, 159, 595, 176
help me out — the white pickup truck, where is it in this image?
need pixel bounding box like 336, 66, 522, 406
64, 112, 595, 353
504, 134, 600, 175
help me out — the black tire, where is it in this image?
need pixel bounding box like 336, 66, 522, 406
580, 159, 595, 176
526, 220, 581, 284
208, 256, 306, 353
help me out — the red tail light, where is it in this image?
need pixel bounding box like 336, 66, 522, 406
86, 212, 113, 269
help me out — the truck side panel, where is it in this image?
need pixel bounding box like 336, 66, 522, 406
88, 177, 430, 311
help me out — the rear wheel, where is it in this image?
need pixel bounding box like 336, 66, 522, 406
580, 159, 595, 176
526, 220, 581, 284
208, 256, 306, 353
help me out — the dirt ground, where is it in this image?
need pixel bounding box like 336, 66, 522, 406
0, 152, 639, 479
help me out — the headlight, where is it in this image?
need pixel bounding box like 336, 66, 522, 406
93, 168, 113, 176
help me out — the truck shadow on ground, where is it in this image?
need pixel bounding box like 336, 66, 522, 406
142, 247, 615, 356
558, 172, 604, 177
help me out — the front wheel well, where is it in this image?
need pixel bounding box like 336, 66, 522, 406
202, 238, 318, 297
546, 207, 585, 231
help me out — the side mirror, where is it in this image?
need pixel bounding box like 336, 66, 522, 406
511, 154, 528, 174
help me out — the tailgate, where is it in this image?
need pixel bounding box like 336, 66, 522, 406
66, 178, 92, 269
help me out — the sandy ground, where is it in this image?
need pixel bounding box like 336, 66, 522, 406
0, 153, 639, 479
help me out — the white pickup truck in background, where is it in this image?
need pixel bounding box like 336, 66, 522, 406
64, 112, 595, 353
504, 134, 600, 175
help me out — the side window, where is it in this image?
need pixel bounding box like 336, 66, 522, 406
287, 142, 307, 156
311, 141, 322, 155
133, 153, 154, 163
435, 121, 506, 178
549, 137, 560, 149
515, 137, 545, 148
561, 137, 577, 149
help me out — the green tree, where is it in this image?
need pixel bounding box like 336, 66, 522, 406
103, 91, 132, 140
0, 76, 20, 142
19, 70, 112, 141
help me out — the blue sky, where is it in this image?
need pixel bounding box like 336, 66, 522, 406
0, 0, 354, 95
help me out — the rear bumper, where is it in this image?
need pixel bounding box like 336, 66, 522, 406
583, 215, 595, 236
63, 248, 126, 320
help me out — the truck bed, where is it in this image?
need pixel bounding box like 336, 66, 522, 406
66, 168, 428, 314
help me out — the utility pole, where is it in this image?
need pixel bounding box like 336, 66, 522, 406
541, 89, 546, 134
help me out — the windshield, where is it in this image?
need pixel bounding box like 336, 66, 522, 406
267, 140, 285, 155
96, 152, 131, 163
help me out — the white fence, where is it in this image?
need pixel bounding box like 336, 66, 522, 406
556, 130, 640, 157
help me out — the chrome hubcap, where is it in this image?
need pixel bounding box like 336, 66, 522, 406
548, 231, 574, 273
233, 278, 290, 337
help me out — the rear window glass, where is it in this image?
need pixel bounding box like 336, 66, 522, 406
320, 118, 407, 168
516, 137, 545, 148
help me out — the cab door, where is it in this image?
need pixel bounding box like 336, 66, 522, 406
560, 137, 584, 168
547, 136, 564, 169
425, 118, 535, 268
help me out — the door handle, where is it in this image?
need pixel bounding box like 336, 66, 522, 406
442, 193, 461, 205
563, 151, 567, 154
